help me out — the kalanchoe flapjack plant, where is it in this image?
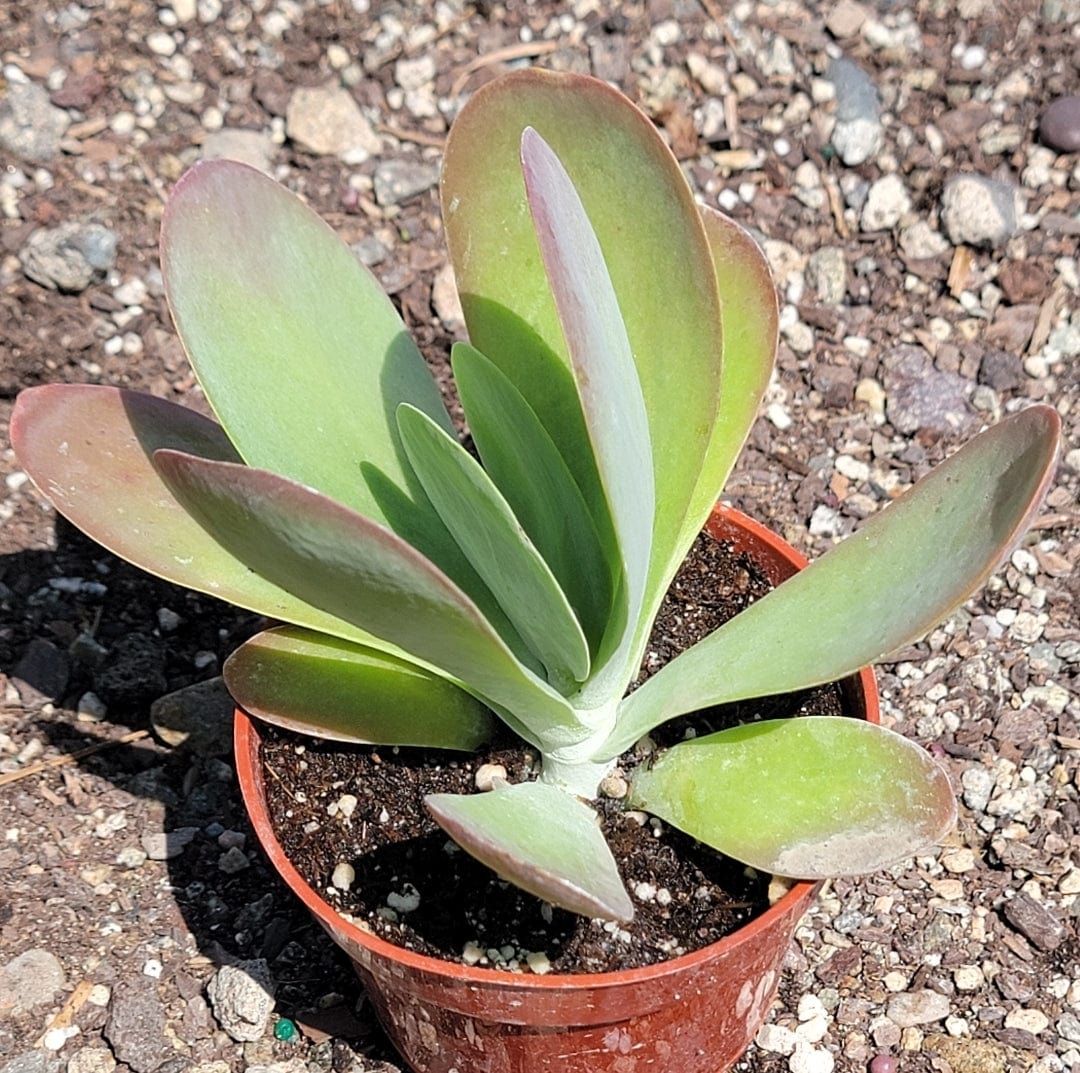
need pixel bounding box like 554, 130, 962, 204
11, 70, 1060, 924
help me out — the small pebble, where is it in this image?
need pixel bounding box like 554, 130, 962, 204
273, 1017, 297, 1041
331, 862, 355, 891
1039, 96, 1080, 152
474, 763, 506, 791
869, 1057, 897, 1073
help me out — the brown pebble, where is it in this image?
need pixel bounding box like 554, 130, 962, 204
1039, 96, 1080, 153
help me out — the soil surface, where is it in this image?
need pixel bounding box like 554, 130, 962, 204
1, 2, 1079, 1073
261, 533, 845, 974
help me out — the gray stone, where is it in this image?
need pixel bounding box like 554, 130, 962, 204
881, 345, 973, 435
104, 980, 167, 1073
373, 159, 439, 206
940, 175, 1017, 248
141, 826, 200, 861
0, 948, 66, 1010
1041, 0, 1080, 21
0, 1054, 59, 1073
828, 58, 882, 165
860, 174, 911, 232
1058, 1011, 1080, 1045
200, 128, 276, 173
20, 222, 118, 293
886, 989, 951, 1027
806, 247, 848, 305
0, 81, 70, 162
208, 960, 275, 1042
150, 677, 234, 756
978, 349, 1022, 392
11, 638, 70, 706
286, 83, 380, 163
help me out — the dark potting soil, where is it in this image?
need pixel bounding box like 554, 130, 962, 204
259, 528, 848, 975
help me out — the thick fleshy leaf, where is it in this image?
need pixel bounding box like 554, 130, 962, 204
9, 384, 385, 649
397, 402, 590, 689
520, 126, 653, 696
602, 405, 1061, 759
452, 342, 618, 653
161, 159, 471, 582
442, 69, 723, 668
628, 718, 957, 877
152, 449, 583, 748
685, 207, 778, 535
426, 781, 633, 921
225, 626, 494, 750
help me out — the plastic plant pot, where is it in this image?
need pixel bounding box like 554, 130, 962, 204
234, 502, 880, 1073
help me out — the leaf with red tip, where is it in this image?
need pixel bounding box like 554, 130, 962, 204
426, 781, 634, 921
161, 159, 468, 581
152, 449, 580, 745
225, 626, 494, 750
687, 207, 778, 529
9, 384, 380, 648
628, 718, 957, 878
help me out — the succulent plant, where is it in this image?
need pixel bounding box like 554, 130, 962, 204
11, 70, 1060, 924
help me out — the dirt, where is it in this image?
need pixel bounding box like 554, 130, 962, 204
0, 1, 1077, 1072
260, 532, 846, 974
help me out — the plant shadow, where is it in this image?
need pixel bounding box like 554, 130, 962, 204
0, 514, 404, 1066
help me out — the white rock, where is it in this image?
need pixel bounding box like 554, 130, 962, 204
286, 83, 381, 163
474, 763, 506, 792
940, 175, 1018, 248
756, 1022, 799, 1055
146, 31, 177, 57
331, 862, 355, 890
207, 960, 275, 1042
789, 1042, 834, 1073
886, 989, 951, 1027
1005, 1007, 1049, 1034
861, 174, 911, 232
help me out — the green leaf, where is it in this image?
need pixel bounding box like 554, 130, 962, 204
426, 781, 633, 921
9, 385, 387, 650
396, 402, 590, 689
685, 207, 778, 536
519, 126, 653, 697
603, 405, 1061, 759
628, 717, 957, 878
152, 449, 583, 748
161, 159, 469, 581
225, 626, 494, 750
442, 70, 723, 674
452, 342, 619, 655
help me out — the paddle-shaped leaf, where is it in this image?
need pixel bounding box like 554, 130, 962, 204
397, 402, 590, 689
9, 385, 388, 649
685, 207, 778, 534
426, 781, 633, 921
452, 342, 619, 655
225, 626, 494, 750
628, 717, 956, 877
161, 159, 473, 584
520, 126, 653, 699
442, 70, 723, 659
603, 405, 1061, 759
151, 449, 583, 747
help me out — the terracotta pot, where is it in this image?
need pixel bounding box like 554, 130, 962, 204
234, 503, 880, 1073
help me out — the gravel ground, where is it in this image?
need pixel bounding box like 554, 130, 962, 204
1, 2, 1079, 1073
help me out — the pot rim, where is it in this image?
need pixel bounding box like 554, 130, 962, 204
234, 502, 880, 991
